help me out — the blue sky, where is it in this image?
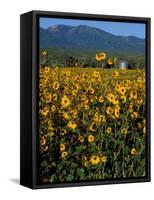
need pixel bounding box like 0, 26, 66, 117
40, 17, 145, 39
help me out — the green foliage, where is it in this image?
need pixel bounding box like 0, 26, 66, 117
77, 168, 85, 179
66, 174, 74, 181
40, 48, 145, 68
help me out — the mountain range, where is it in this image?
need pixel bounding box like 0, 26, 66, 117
40, 24, 145, 54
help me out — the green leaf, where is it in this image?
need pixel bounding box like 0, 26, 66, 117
77, 168, 85, 178
50, 175, 56, 182
51, 162, 56, 167
115, 140, 121, 145
106, 149, 111, 155
62, 170, 67, 175
40, 160, 47, 167
56, 164, 63, 173
66, 174, 74, 181
136, 139, 142, 147
76, 145, 82, 153
137, 166, 145, 176
88, 142, 96, 153
123, 146, 129, 155
71, 162, 78, 168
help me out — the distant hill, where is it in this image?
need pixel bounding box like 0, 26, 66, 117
40, 24, 145, 55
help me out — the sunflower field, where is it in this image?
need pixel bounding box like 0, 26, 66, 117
38, 53, 146, 184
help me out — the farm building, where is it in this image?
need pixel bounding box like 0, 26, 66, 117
118, 60, 128, 69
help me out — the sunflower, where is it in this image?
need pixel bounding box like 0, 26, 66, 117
131, 148, 137, 155
115, 85, 121, 92
66, 70, 71, 77
84, 105, 89, 110
112, 97, 119, 105
61, 151, 68, 158
119, 86, 126, 95
130, 91, 137, 100
72, 89, 78, 96
84, 161, 89, 167
45, 66, 50, 73
67, 121, 77, 129
95, 52, 106, 61
71, 109, 78, 117
48, 125, 54, 132
98, 96, 104, 103
90, 155, 100, 165
131, 112, 138, 119
137, 122, 142, 130
93, 70, 100, 78
82, 156, 88, 166
41, 107, 49, 116
95, 53, 101, 61
53, 81, 60, 90
116, 80, 121, 85
88, 135, 94, 143
101, 156, 107, 163
143, 119, 146, 125
126, 84, 131, 90
78, 135, 84, 143
53, 93, 58, 101
60, 129, 67, 136
93, 114, 99, 123
82, 156, 87, 161
115, 104, 120, 111
129, 106, 133, 113
60, 144, 65, 152
114, 108, 120, 118
107, 58, 113, 65
81, 95, 89, 104
48, 131, 54, 137
121, 95, 126, 103
45, 93, 52, 103
113, 71, 119, 78
121, 128, 128, 135
107, 93, 115, 103
42, 50, 48, 56
51, 105, 56, 112
91, 78, 96, 83
101, 115, 106, 123
89, 87, 95, 94
137, 98, 143, 105
143, 126, 146, 135
43, 146, 48, 152
125, 79, 131, 85
62, 112, 71, 120
61, 95, 70, 108
107, 127, 112, 134
43, 76, 49, 83
89, 122, 96, 132
106, 107, 113, 115
137, 77, 142, 83
41, 136, 46, 146
100, 52, 106, 59
39, 65, 44, 74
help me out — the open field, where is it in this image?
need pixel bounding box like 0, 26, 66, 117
38, 67, 146, 183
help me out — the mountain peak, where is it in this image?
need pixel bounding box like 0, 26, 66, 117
47, 24, 73, 32
40, 24, 145, 54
